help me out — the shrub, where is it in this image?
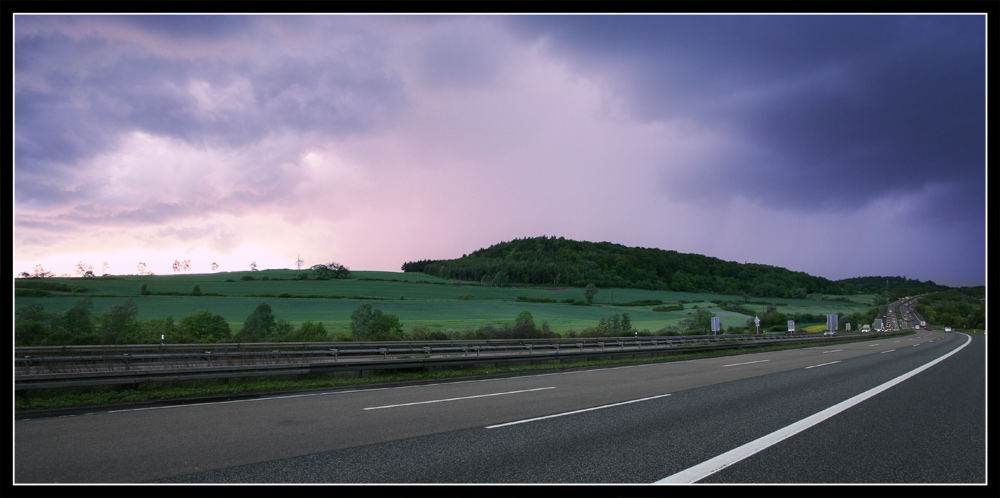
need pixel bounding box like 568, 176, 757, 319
288, 321, 328, 342
653, 304, 684, 312
178, 310, 231, 343
235, 302, 277, 341
410, 325, 449, 341
350, 302, 404, 341
516, 296, 556, 303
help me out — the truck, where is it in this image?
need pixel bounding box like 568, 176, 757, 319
873, 318, 884, 332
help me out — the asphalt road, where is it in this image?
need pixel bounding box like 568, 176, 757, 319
14, 330, 986, 485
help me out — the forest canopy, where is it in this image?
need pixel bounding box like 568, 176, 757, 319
402, 236, 950, 299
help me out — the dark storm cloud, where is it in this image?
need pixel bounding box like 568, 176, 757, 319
736, 17, 985, 209
507, 15, 986, 214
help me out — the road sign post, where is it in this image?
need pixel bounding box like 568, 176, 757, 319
754, 316, 760, 334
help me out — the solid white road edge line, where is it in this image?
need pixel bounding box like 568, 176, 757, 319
485, 393, 673, 429
363, 387, 556, 410
656, 333, 972, 484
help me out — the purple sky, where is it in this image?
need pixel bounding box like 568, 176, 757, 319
13, 13, 987, 287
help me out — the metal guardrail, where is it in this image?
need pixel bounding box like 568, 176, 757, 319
14, 332, 903, 390
14, 334, 803, 372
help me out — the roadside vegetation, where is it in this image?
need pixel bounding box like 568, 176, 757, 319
15, 268, 883, 346
912, 287, 986, 331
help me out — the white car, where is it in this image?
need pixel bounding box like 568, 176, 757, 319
823, 331, 837, 336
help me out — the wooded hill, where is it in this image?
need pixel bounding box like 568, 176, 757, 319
403, 236, 861, 298
836, 276, 951, 300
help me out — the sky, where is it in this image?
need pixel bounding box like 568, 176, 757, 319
12, 12, 988, 287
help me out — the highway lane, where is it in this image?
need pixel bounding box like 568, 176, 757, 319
692, 332, 986, 484
14, 330, 983, 484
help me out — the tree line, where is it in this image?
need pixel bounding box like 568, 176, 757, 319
18, 295, 870, 347
14, 298, 409, 346
14, 299, 329, 346
13, 298, 560, 347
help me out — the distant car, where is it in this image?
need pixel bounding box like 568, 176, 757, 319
823, 331, 837, 336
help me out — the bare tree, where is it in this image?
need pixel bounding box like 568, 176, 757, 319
75, 261, 93, 277
33, 264, 53, 278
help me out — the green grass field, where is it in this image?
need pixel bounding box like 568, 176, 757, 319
15, 269, 880, 337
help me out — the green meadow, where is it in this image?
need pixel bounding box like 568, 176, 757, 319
15, 269, 879, 339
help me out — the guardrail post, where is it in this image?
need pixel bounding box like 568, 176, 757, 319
380, 348, 387, 359
329, 349, 338, 361
123, 353, 131, 371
